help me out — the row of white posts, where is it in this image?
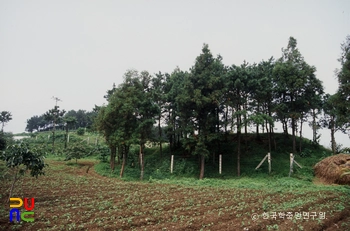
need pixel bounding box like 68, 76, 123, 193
43, 135, 99, 145
170, 153, 302, 176
255, 153, 302, 176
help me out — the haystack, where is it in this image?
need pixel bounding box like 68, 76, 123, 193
314, 154, 350, 185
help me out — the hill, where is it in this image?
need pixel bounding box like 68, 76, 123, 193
93, 132, 332, 183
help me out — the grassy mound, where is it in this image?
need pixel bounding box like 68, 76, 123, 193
314, 153, 350, 185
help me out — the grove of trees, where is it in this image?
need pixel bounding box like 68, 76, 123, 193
21, 35, 350, 179
323, 35, 350, 154
95, 36, 350, 179
26, 109, 97, 133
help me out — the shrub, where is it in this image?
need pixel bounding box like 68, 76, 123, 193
1, 142, 47, 200
0, 132, 14, 151
77, 128, 85, 136
0, 133, 6, 151
299, 148, 312, 158
65, 143, 91, 163
96, 145, 110, 163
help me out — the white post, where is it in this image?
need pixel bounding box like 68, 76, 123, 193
268, 152, 271, 174
87, 137, 90, 144
95, 137, 98, 146
170, 155, 174, 173
255, 154, 268, 170
67, 134, 70, 143
289, 153, 294, 177
219, 154, 222, 174
294, 159, 302, 169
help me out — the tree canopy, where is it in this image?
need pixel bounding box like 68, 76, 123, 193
0, 111, 12, 132
336, 35, 350, 132
93, 37, 330, 178
21, 36, 350, 178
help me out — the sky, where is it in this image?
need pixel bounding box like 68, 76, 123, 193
1, 0, 349, 149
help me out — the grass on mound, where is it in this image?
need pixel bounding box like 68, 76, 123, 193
94, 133, 331, 182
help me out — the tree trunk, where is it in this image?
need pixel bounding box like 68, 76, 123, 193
117, 145, 121, 165
237, 110, 241, 177
199, 155, 205, 179
52, 124, 55, 152
216, 107, 220, 133
256, 103, 260, 139
273, 130, 277, 151
225, 105, 228, 134
8, 170, 19, 203
230, 107, 234, 132
237, 131, 241, 177
312, 109, 317, 143
110, 145, 116, 172
266, 120, 271, 153
283, 118, 288, 136
243, 102, 248, 136
64, 124, 68, 149
158, 116, 163, 157
292, 117, 296, 153
331, 116, 336, 155
120, 144, 126, 178
140, 142, 145, 180
299, 117, 303, 153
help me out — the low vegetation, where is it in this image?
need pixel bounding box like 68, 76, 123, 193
1, 131, 350, 230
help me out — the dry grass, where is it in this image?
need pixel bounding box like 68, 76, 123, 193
314, 154, 350, 185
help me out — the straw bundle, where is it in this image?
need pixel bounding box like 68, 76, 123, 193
314, 154, 350, 185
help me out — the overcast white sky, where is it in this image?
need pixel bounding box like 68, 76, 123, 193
1, 0, 349, 148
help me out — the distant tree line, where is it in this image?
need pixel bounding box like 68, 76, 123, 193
25, 109, 97, 133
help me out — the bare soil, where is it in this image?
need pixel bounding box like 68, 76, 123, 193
1, 160, 349, 230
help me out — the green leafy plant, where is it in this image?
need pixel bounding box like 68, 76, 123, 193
64, 143, 91, 163
299, 148, 312, 158
76, 127, 85, 136
1, 142, 47, 201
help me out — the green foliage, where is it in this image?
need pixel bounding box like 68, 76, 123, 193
175, 44, 225, 178
26, 115, 45, 132
96, 145, 110, 162
76, 127, 85, 136
65, 143, 91, 163
91, 133, 331, 184
0, 132, 10, 151
64, 116, 77, 130
273, 37, 323, 153
335, 35, 350, 131
22, 37, 350, 182
1, 142, 46, 177
65, 109, 97, 130
0, 111, 12, 132
95, 69, 160, 179
172, 159, 196, 176
340, 147, 350, 154
299, 148, 312, 158
26, 109, 97, 133
44, 105, 66, 125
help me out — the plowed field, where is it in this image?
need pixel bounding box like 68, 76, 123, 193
1, 160, 349, 230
